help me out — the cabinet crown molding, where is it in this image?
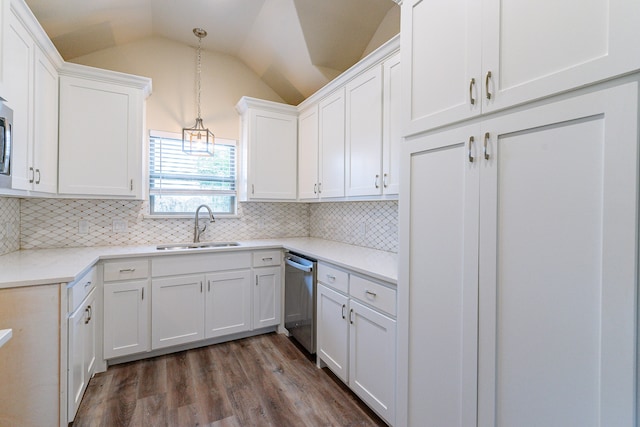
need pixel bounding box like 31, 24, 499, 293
235, 96, 298, 116
59, 63, 153, 98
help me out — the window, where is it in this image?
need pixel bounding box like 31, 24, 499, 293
149, 131, 237, 215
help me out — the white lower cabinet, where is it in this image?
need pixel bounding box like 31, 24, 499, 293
317, 283, 349, 382
253, 266, 282, 329
317, 263, 396, 425
205, 270, 252, 338
68, 287, 97, 421
103, 280, 150, 359
103, 259, 151, 359
399, 78, 639, 426
152, 274, 206, 349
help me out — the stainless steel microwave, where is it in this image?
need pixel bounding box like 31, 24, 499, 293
0, 102, 12, 188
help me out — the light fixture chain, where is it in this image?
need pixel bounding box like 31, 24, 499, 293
197, 34, 202, 120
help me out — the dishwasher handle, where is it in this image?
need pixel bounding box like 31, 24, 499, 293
285, 257, 313, 273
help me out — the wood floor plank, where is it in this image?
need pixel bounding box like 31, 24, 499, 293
189, 346, 234, 423
73, 333, 388, 427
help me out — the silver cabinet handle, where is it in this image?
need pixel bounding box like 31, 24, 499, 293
349, 308, 354, 324
251, 184, 255, 195
365, 290, 377, 298
208, 280, 210, 292
262, 257, 272, 262
200, 281, 203, 293
119, 268, 135, 273
35, 169, 41, 184
383, 173, 388, 188
327, 274, 336, 282
318, 182, 322, 194
341, 304, 346, 319
485, 71, 492, 100
85, 305, 92, 324
29, 167, 34, 183
374, 174, 380, 189
84, 281, 92, 288
256, 275, 258, 286
468, 136, 475, 163
141, 287, 144, 300
484, 132, 490, 160
314, 183, 317, 194
469, 77, 476, 105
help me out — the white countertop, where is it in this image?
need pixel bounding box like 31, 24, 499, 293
0, 329, 12, 348
0, 238, 397, 289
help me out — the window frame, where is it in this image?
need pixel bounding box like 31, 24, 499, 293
147, 130, 239, 218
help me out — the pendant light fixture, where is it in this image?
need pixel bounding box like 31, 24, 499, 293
182, 28, 214, 156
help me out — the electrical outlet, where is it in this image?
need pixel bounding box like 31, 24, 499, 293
78, 220, 89, 235
112, 219, 128, 233
358, 221, 367, 237
257, 217, 265, 229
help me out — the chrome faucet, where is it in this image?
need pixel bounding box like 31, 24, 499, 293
193, 204, 215, 243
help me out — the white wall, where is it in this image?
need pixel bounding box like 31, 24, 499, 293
361, 6, 400, 58
70, 36, 285, 140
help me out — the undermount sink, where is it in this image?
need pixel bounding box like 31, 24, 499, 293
156, 242, 241, 250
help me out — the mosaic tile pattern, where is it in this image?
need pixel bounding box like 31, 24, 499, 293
19, 198, 398, 253
20, 200, 310, 249
310, 201, 398, 253
0, 197, 20, 255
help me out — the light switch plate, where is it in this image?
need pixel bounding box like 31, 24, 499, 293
112, 219, 128, 233
78, 220, 89, 235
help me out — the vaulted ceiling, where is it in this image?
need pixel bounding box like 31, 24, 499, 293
24, 0, 400, 104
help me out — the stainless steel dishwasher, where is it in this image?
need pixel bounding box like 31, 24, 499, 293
284, 252, 317, 354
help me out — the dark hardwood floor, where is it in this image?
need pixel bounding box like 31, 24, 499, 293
73, 333, 387, 427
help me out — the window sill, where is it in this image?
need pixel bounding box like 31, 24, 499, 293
142, 214, 241, 220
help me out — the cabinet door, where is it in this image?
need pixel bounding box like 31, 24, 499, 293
67, 295, 87, 420
317, 283, 349, 383
152, 274, 205, 349
205, 270, 252, 338
4, 10, 33, 191
478, 81, 639, 427
248, 110, 297, 199
104, 280, 150, 359
345, 66, 383, 197
399, 124, 479, 427
401, 0, 481, 135
318, 88, 345, 198
349, 299, 396, 424
32, 47, 58, 194
58, 75, 142, 197
382, 52, 401, 195
482, 0, 640, 114
253, 266, 282, 329
83, 289, 97, 384
298, 105, 319, 200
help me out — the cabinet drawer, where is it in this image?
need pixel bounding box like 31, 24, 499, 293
253, 250, 282, 267
103, 259, 149, 282
68, 266, 97, 313
317, 263, 349, 294
349, 275, 396, 317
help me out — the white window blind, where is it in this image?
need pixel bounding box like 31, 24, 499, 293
149, 131, 237, 215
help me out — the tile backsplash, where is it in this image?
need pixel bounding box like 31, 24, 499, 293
17, 198, 398, 253
0, 197, 20, 256
310, 201, 398, 253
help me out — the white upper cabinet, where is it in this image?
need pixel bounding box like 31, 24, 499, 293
381, 52, 401, 195
297, 104, 320, 200
317, 88, 345, 199
4, 2, 61, 195
236, 97, 298, 201
345, 66, 383, 197
402, 0, 640, 135
58, 66, 151, 199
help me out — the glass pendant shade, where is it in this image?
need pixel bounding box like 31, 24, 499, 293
182, 118, 214, 156
182, 27, 214, 156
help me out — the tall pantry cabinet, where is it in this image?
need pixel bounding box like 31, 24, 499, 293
398, 0, 640, 426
